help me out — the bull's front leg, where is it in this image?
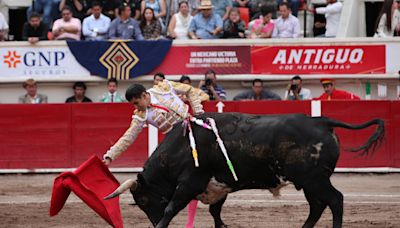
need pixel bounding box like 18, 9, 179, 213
209, 196, 228, 228
156, 179, 208, 228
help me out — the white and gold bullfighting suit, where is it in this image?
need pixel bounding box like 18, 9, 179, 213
103, 80, 209, 161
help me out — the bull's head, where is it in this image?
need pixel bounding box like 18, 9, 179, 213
104, 174, 169, 226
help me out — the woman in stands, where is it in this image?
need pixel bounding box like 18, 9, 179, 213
374, 0, 400, 37
167, 1, 193, 39
249, 5, 274, 39
222, 7, 246, 38
140, 7, 162, 40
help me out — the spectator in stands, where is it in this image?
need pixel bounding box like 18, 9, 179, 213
188, 0, 223, 39
233, 0, 251, 8
316, 78, 360, 100
167, 1, 192, 40
22, 13, 48, 44
140, 7, 162, 39
59, 0, 85, 20
100, 78, 125, 102
153, 72, 165, 85
26, 0, 59, 27
284, 75, 312, 100
19, 78, 48, 104
374, 0, 400, 37
309, 0, 343, 37
199, 69, 226, 101
141, 0, 167, 23
272, 2, 300, 38
108, 4, 144, 40
188, 0, 200, 15
234, 79, 281, 100
222, 7, 246, 38
65, 81, 92, 103
90, 0, 119, 20
0, 11, 8, 41
179, 75, 191, 84
212, 0, 232, 20
120, 0, 142, 20
52, 7, 82, 40
249, 0, 277, 20
249, 5, 274, 38
277, 0, 300, 17
82, 2, 111, 40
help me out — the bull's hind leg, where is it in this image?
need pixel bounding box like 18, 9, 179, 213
302, 179, 343, 228
209, 196, 228, 228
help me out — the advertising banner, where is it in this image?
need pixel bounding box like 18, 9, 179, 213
251, 45, 386, 75
151, 46, 251, 75
0, 45, 90, 80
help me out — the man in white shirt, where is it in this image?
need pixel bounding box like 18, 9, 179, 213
284, 75, 312, 100
0, 12, 8, 41
272, 2, 300, 38
82, 1, 111, 40
315, 0, 342, 37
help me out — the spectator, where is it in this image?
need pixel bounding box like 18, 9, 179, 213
316, 78, 360, 100
59, 0, 85, 20
233, 0, 251, 8
22, 13, 48, 44
65, 81, 92, 103
199, 69, 226, 101
374, 0, 400, 37
26, 0, 59, 27
153, 72, 165, 85
97, 0, 119, 20
100, 78, 125, 102
211, 0, 232, 20
108, 4, 144, 40
222, 7, 246, 38
284, 75, 312, 100
310, 0, 343, 37
277, 0, 300, 17
272, 2, 300, 38
167, 1, 192, 40
141, 0, 167, 21
249, 5, 274, 38
19, 78, 48, 104
0, 11, 8, 41
120, 0, 142, 20
52, 7, 82, 40
179, 75, 191, 84
249, 0, 277, 20
188, 0, 223, 39
82, 2, 111, 40
140, 7, 162, 39
234, 79, 281, 100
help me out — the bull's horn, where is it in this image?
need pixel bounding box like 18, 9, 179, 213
104, 179, 138, 200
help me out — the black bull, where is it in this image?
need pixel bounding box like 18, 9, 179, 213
105, 113, 384, 228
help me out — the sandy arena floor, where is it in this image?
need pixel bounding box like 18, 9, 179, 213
0, 173, 400, 228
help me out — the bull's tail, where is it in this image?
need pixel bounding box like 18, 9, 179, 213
321, 117, 385, 158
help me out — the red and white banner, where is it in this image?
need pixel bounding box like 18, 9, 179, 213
151, 46, 251, 75
251, 45, 386, 75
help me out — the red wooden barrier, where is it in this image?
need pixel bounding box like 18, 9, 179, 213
0, 101, 398, 171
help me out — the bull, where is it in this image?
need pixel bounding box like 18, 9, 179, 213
105, 113, 384, 228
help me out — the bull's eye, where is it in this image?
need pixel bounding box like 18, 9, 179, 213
138, 196, 148, 206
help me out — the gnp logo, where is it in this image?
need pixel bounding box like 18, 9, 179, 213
3, 50, 65, 68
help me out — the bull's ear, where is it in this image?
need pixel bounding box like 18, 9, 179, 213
137, 173, 146, 186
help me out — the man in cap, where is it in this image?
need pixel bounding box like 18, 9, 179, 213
19, 78, 48, 104
316, 78, 360, 100
188, 0, 223, 39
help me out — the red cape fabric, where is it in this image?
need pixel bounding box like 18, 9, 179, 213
49, 155, 123, 228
